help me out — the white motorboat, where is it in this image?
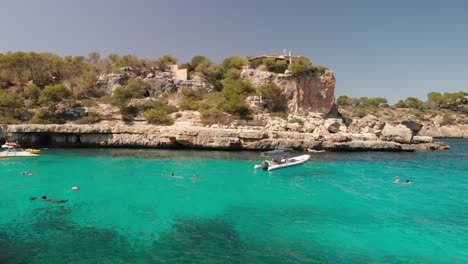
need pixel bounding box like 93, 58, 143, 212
0, 143, 39, 158
254, 149, 311, 171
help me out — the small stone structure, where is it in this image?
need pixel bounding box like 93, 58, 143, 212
169, 65, 187, 81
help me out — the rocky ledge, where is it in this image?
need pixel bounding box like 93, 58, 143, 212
0, 124, 450, 152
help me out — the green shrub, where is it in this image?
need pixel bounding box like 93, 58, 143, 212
271, 111, 288, 119
140, 99, 178, 114
119, 105, 139, 121
74, 110, 101, 124
111, 79, 149, 106
394, 97, 425, 110
181, 88, 205, 100
222, 56, 247, 71
337, 96, 358, 107
144, 109, 174, 125
24, 83, 41, 105
98, 95, 113, 104
257, 83, 286, 111
264, 58, 288, 73
311, 65, 328, 73
191, 56, 212, 70
224, 68, 241, 80
29, 109, 65, 124
79, 99, 98, 107
288, 117, 304, 126
160, 54, 178, 64
249, 58, 264, 69
427, 91, 467, 109
222, 80, 255, 99
0, 116, 21, 124
221, 80, 255, 118
179, 97, 201, 110
203, 92, 225, 108
290, 57, 312, 76
0, 90, 23, 119
357, 107, 367, 118
222, 99, 252, 119
196, 63, 223, 91
38, 84, 72, 106
200, 107, 224, 119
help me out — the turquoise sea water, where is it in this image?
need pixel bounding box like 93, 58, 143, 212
1, 139, 467, 264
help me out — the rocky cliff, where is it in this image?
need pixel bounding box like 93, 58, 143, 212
241, 69, 337, 116
96, 68, 214, 97
0, 121, 449, 152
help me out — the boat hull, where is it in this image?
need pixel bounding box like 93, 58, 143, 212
254, 154, 311, 171
1, 144, 40, 158
0, 151, 39, 158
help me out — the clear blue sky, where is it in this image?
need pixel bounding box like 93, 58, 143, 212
1, 0, 467, 103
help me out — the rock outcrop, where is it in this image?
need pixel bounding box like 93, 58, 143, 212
241, 69, 336, 116
381, 124, 413, 144
96, 73, 128, 93
96, 71, 214, 96
0, 124, 449, 152
418, 124, 467, 138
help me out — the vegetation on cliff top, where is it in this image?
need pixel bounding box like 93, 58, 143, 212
0, 51, 466, 126
336, 93, 468, 125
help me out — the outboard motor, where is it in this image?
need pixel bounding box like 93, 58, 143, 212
260, 161, 269, 171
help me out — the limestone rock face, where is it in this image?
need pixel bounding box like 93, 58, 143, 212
324, 132, 351, 142
0, 124, 449, 152
143, 71, 177, 95
96, 71, 213, 96
412, 136, 433, 143
177, 75, 214, 92
381, 124, 413, 143
56, 106, 87, 120
418, 124, 468, 138
240, 69, 336, 115
401, 120, 423, 133
348, 115, 385, 134
349, 133, 379, 141
327, 121, 341, 133
96, 73, 128, 93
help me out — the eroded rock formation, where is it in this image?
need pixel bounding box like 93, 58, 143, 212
241, 69, 336, 116
0, 123, 449, 152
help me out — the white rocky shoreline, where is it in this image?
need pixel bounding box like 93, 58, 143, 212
0, 120, 461, 152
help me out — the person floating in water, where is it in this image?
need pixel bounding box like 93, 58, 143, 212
192, 174, 199, 180
22, 171, 35, 176
170, 172, 183, 178
30, 196, 68, 203
405, 179, 412, 185
394, 176, 400, 183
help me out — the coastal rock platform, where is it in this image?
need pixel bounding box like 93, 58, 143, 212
0, 124, 450, 152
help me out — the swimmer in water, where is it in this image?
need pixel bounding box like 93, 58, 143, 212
30, 196, 68, 203
21, 171, 35, 176
170, 173, 183, 178
405, 179, 412, 185
394, 176, 400, 183
192, 174, 199, 180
